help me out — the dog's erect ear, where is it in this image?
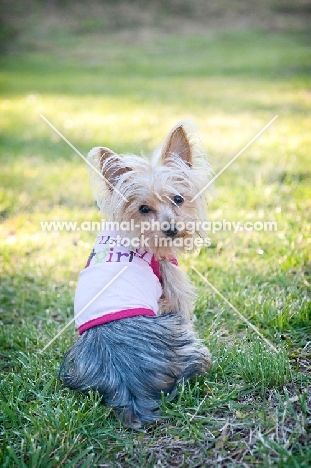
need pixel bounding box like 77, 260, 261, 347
97, 147, 132, 189
162, 124, 192, 167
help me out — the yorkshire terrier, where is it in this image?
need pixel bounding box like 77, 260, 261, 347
59, 122, 212, 428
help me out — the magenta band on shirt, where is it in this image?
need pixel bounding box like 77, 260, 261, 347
150, 255, 161, 282
150, 255, 178, 283
78, 308, 156, 334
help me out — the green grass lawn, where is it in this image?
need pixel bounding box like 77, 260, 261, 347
0, 12, 310, 468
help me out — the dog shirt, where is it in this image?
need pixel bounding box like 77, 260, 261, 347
74, 231, 177, 334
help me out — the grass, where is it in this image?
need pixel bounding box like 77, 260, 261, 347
0, 3, 311, 467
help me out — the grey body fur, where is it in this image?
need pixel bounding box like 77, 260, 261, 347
59, 313, 210, 428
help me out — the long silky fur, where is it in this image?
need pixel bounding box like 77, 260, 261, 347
59, 313, 211, 428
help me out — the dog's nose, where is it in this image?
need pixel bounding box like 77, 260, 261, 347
162, 225, 178, 238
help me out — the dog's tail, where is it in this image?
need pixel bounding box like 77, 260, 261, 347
59, 313, 211, 428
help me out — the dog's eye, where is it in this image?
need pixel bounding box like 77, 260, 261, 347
173, 195, 184, 205
139, 205, 150, 214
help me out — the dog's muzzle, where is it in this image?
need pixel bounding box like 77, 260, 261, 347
162, 224, 178, 238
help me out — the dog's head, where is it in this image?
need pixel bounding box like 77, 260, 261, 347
88, 122, 212, 257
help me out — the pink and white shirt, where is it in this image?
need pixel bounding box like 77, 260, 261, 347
74, 231, 176, 335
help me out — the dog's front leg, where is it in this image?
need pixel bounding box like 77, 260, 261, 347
158, 259, 195, 319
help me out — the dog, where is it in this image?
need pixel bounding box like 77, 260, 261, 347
59, 122, 212, 428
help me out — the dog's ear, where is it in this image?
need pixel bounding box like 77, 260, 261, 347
97, 147, 132, 189
162, 124, 192, 167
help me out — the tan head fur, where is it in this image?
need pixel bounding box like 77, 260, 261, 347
87, 122, 212, 257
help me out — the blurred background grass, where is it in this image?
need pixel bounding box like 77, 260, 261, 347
0, 1, 310, 465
